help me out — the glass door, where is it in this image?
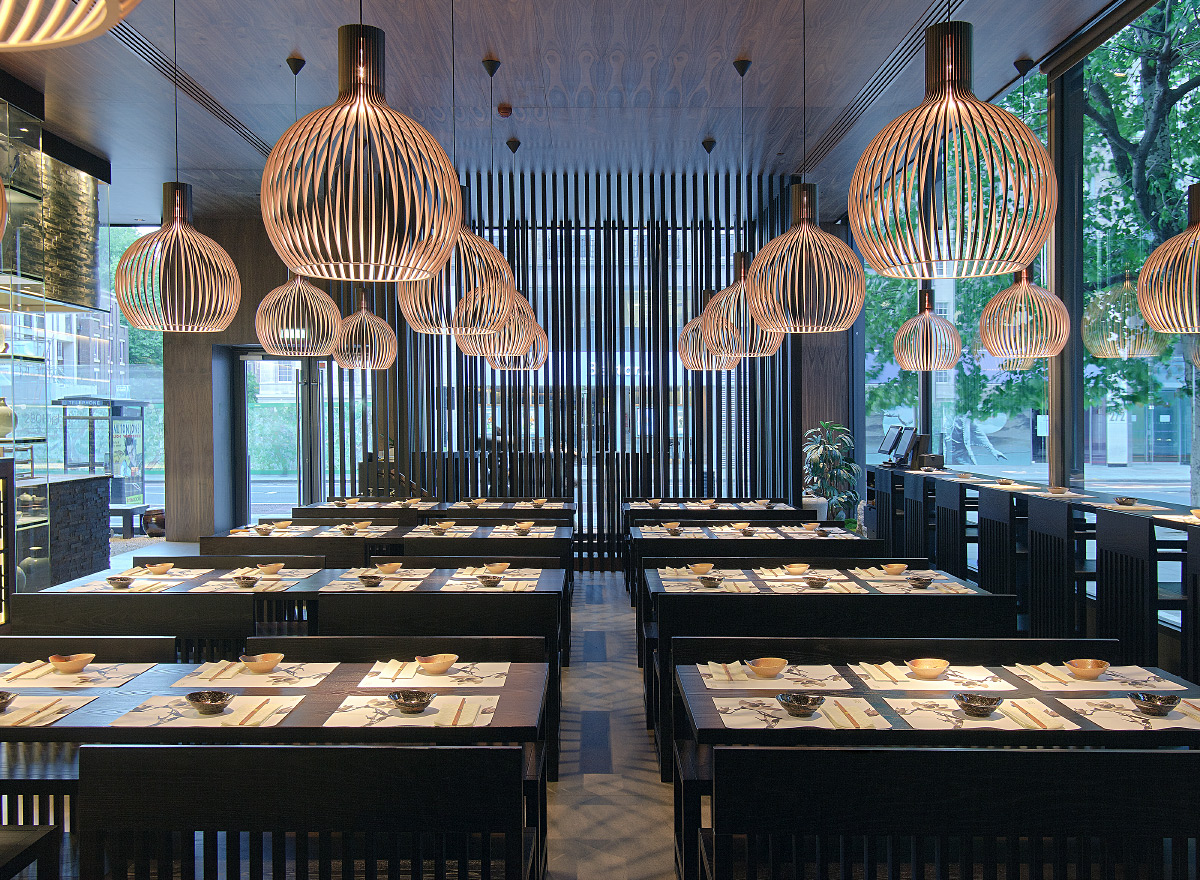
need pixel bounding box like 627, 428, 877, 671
243, 357, 306, 518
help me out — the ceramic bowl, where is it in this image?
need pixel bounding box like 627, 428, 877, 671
996, 478, 1014, 486
429, 526, 447, 536
756, 499, 772, 507
358, 573, 384, 588
803, 522, 818, 531
49, 653, 94, 674
344, 498, 360, 506
0, 691, 15, 712
956, 473, 973, 479
906, 574, 935, 590
332, 499, 348, 507
816, 529, 830, 537
954, 693, 1004, 718
781, 564, 808, 576
702, 499, 716, 506
689, 563, 714, 575
747, 657, 788, 678
484, 562, 511, 574
232, 575, 260, 590
514, 527, 531, 536
337, 524, 357, 535
648, 499, 662, 508
802, 574, 830, 590
186, 691, 233, 715
239, 653, 283, 674
353, 521, 372, 530
1130, 693, 1180, 717
376, 562, 403, 574
106, 575, 134, 590
388, 689, 435, 714
1050, 487, 1069, 495
145, 562, 174, 575
740, 527, 757, 537
882, 563, 908, 576
1065, 659, 1110, 680
905, 658, 949, 680
1114, 496, 1137, 506
435, 521, 456, 529
921, 466, 935, 472
275, 521, 291, 528
254, 525, 274, 536
698, 575, 725, 589
1191, 509, 1200, 519
257, 562, 285, 575
467, 499, 483, 508
776, 693, 824, 718
476, 574, 504, 588
417, 654, 458, 675
532, 499, 547, 508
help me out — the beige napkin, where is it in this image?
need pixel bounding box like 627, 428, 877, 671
377, 659, 417, 681
195, 661, 243, 681
858, 662, 904, 684
220, 699, 277, 728
1177, 699, 1200, 723
824, 700, 876, 729
853, 567, 883, 578
998, 699, 1064, 730
433, 697, 480, 727
706, 661, 750, 681
1015, 662, 1058, 684
0, 699, 64, 727
723, 582, 755, 593
3, 661, 55, 681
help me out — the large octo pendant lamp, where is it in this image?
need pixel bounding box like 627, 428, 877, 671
848, 22, 1057, 279
256, 276, 342, 357
1083, 271, 1168, 359
0, 0, 140, 52
894, 286, 961, 371
261, 23, 461, 283
704, 254, 783, 357
979, 267, 1069, 361
680, 292, 742, 371
333, 289, 397, 370
487, 322, 548, 371
1138, 183, 1200, 333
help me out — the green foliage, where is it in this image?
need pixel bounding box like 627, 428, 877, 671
108, 225, 162, 366
803, 421, 861, 519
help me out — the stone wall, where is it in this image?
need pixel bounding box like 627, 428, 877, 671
41, 153, 99, 309
48, 475, 109, 585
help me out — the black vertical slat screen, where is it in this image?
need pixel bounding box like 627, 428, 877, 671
318, 170, 798, 567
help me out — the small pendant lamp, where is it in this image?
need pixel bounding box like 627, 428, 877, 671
487, 321, 548, 371
894, 286, 961, 371
261, 23, 461, 283
1138, 183, 1200, 333
979, 267, 1069, 360
1181, 334, 1200, 369
0, 0, 140, 52
704, 252, 783, 357
848, 22, 1057, 279
1083, 271, 1168, 359
680, 292, 742, 371
333, 289, 397, 370
459, 291, 536, 358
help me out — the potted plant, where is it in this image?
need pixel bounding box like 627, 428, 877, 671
803, 421, 861, 520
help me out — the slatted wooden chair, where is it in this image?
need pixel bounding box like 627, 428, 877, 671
702, 746, 1200, 880
78, 744, 535, 880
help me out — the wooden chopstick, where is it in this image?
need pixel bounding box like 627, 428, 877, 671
1012, 701, 1047, 729
833, 700, 860, 729
238, 699, 270, 727
1035, 664, 1071, 686
389, 662, 409, 682
4, 661, 43, 682
203, 661, 238, 681
873, 663, 898, 684
13, 698, 60, 727
450, 698, 466, 726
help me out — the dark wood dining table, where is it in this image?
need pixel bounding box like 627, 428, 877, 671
399, 523, 575, 571
198, 523, 409, 567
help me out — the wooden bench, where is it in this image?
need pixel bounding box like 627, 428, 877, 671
108, 503, 148, 539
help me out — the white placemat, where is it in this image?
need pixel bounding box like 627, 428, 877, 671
69, 580, 173, 593
1059, 697, 1200, 730
1092, 503, 1169, 512
0, 662, 153, 688
314, 526, 395, 538
699, 663, 852, 690
886, 697, 1076, 730
870, 582, 976, 595
1154, 514, 1200, 526
111, 695, 303, 728
0, 695, 96, 727
513, 502, 569, 509
488, 526, 559, 538
228, 525, 312, 537
852, 663, 1016, 691
851, 567, 950, 581
171, 662, 338, 688
117, 567, 213, 580
324, 695, 497, 728
357, 660, 510, 688
636, 527, 706, 538
628, 502, 682, 510
1006, 663, 1186, 692
981, 483, 1037, 492
1026, 491, 1092, 499
448, 502, 504, 509
713, 696, 887, 729
767, 582, 867, 594
408, 525, 479, 537
775, 527, 856, 539
319, 578, 421, 592
663, 582, 763, 593
188, 581, 293, 594
708, 526, 783, 540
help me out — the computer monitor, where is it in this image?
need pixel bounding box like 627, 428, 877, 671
878, 425, 903, 456
894, 427, 918, 462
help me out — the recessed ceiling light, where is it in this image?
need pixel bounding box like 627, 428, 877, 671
18, 128, 27, 133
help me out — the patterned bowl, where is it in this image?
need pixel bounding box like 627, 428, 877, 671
0, 692, 15, 712
358, 574, 384, 588
740, 528, 756, 537
429, 527, 447, 536
698, 575, 725, 589
239, 653, 283, 674
667, 528, 681, 536
995, 478, 1014, 486
514, 527, 531, 536
106, 575, 134, 590
956, 473, 972, 479
1114, 496, 1137, 506
815, 529, 830, 537
1049, 487, 1069, 495
257, 562, 285, 575
776, 693, 824, 717
802, 575, 830, 590
49, 653, 95, 674
186, 691, 233, 715
232, 575, 260, 589
254, 525, 274, 536
906, 574, 934, 590
1130, 693, 1179, 717
416, 654, 458, 675
388, 690, 435, 714
476, 574, 503, 588
1065, 659, 1109, 680
332, 500, 347, 507
954, 693, 1003, 718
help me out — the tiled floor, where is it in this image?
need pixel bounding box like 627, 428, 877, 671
547, 571, 674, 879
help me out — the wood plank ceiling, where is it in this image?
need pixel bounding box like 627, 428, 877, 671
0, 0, 1114, 224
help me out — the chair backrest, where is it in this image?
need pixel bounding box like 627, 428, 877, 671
672, 636, 1121, 667
377, 555, 562, 569
643, 556, 932, 572
0, 635, 177, 663
245, 635, 547, 663
132, 555, 327, 569
79, 744, 526, 879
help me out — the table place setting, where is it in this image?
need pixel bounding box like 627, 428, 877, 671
884, 697, 1077, 731
752, 567, 849, 581
629, 501, 683, 509
408, 524, 479, 537
358, 659, 510, 688
228, 524, 311, 537
713, 696, 887, 730
116, 567, 213, 580
172, 660, 338, 688
699, 662, 852, 690
324, 694, 498, 728
0, 660, 154, 688
1153, 513, 1200, 526
1027, 490, 1092, 499
851, 566, 949, 582
488, 524, 559, 538
0, 695, 97, 727
658, 567, 759, 592
319, 567, 435, 592
513, 501, 568, 509
981, 483, 1038, 492
111, 695, 304, 728
852, 662, 1017, 691
637, 526, 706, 538
774, 526, 855, 539
441, 566, 541, 592
448, 500, 504, 509
315, 525, 395, 538
709, 525, 783, 540
1091, 502, 1169, 512
1058, 696, 1200, 730
1007, 662, 1186, 691
870, 580, 975, 595
188, 579, 293, 593
70, 578, 173, 593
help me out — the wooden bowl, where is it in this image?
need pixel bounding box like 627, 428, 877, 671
344, 498, 360, 505
145, 562, 174, 575
905, 658, 949, 680
702, 499, 716, 506
746, 657, 788, 678
662, 522, 681, 530
375, 562, 403, 574
689, 563, 714, 575
1049, 487, 1068, 495
239, 653, 283, 674
1065, 659, 1109, 680
647, 499, 662, 507
532, 498, 548, 507
803, 522, 818, 531
353, 521, 372, 530
257, 562, 285, 575
882, 563, 908, 575
1191, 509, 1200, 519
274, 521, 291, 528
485, 562, 510, 574
49, 653, 94, 674
784, 563, 809, 575
416, 654, 458, 675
